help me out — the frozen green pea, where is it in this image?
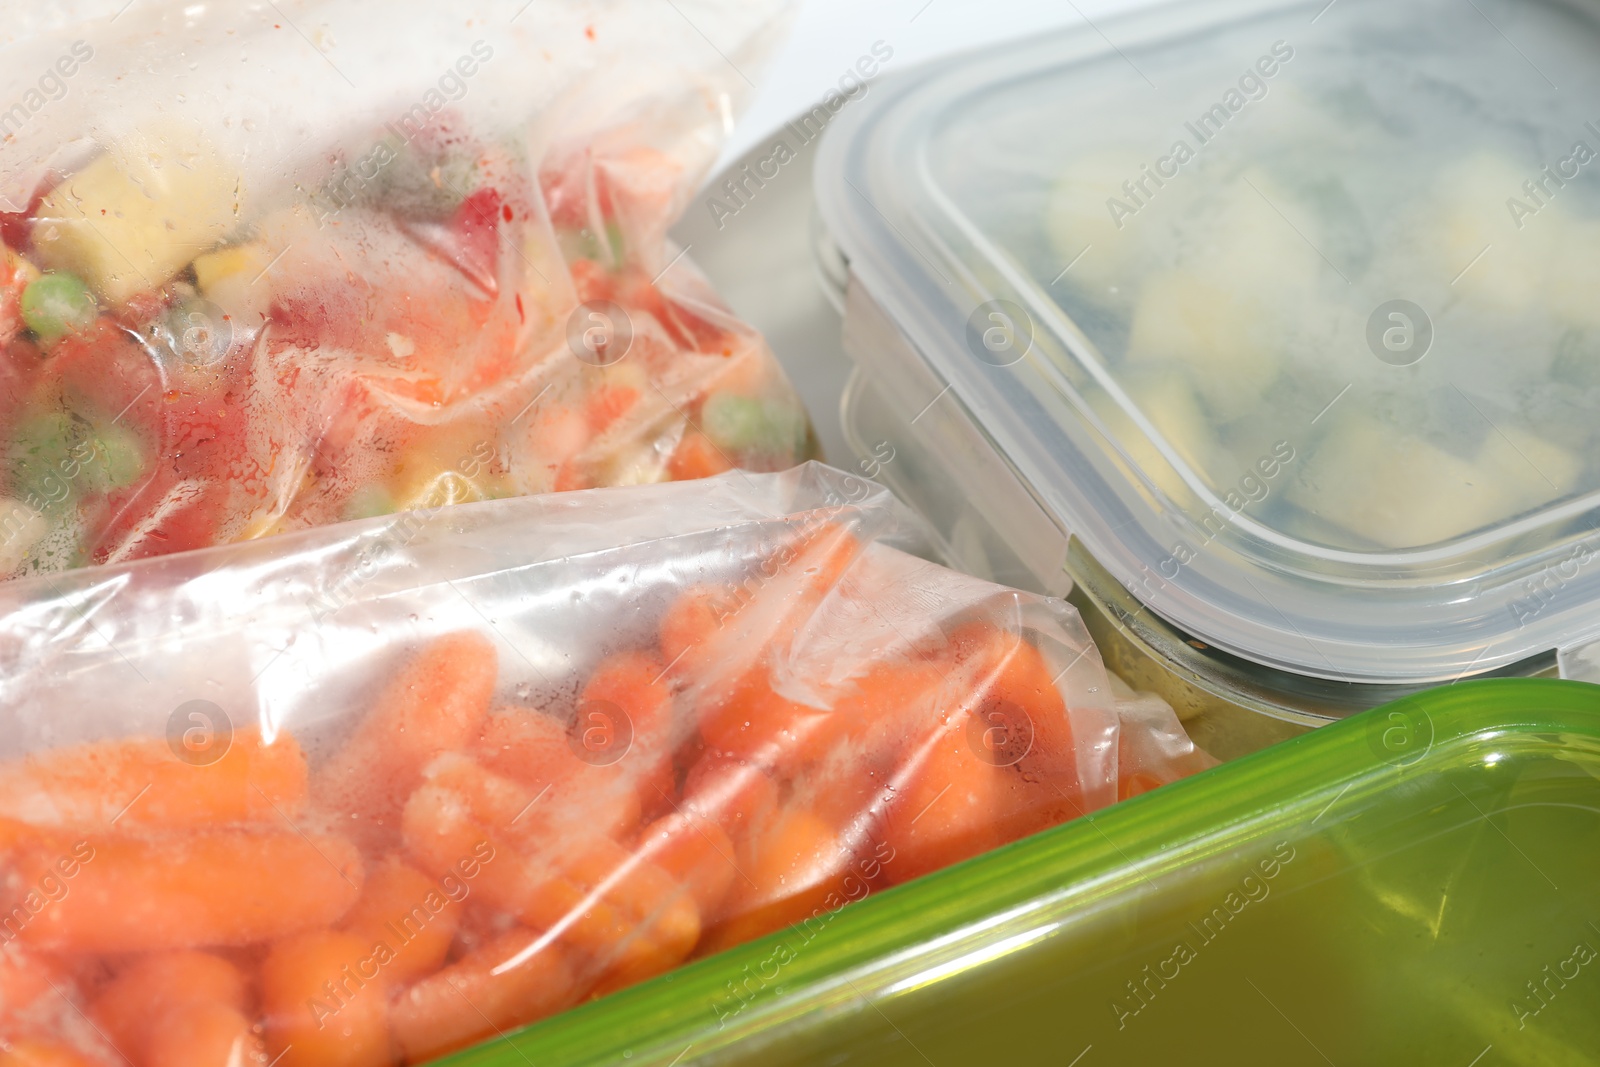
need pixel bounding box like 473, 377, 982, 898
8, 413, 78, 508
81, 423, 145, 493
556, 221, 626, 268
20, 272, 97, 345
701, 393, 808, 457
8, 414, 145, 503
700, 393, 767, 452
343, 484, 396, 521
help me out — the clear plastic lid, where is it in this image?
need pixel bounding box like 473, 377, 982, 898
816, 0, 1600, 683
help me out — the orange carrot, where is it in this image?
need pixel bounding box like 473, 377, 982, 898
402, 782, 698, 988
947, 622, 1074, 781
338, 858, 460, 987
471, 713, 641, 839
389, 928, 571, 1064
0, 945, 65, 1025
1119, 771, 1166, 801
666, 430, 733, 482
0, 729, 307, 831
0, 1041, 98, 1067
688, 523, 864, 757
421, 753, 637, 854
142, 1002, 265, 1067
798, 658, 951, 778
314, 631, 498, 847
701, 808, 855, 954
473, 709, 572, 784
259, 931, 392, 1067
584, 383, 639, 435
8, 828, 362, 953
875, 696, 1078, 887
632, 813, 739, 921
656, 584, 736, 680
91, 951, 249, 1056
578, 651, 675, 806
695, 668, 820, 768
681, 753, 779, 846
876, 718, 1005, 886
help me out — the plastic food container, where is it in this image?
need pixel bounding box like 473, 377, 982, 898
451, 677, 1600, 1065
813, 0, 1600, 738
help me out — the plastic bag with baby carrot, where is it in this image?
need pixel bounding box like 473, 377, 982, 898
0, 463, 1212, 1065
0, 0, 811, 580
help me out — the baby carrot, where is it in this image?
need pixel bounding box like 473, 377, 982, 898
577, 651, 675, 806
797, 658, 951, 777
657, 585, 736, 682
947, 622, 1074, 781
876, 698, 1078, 887
551, 837, 703, 997
314, 631, 498, 846
471, 714, 641, 839
876, 717, 1005, 886
674, 521, 862, 696
259, 931, 392, 1067
0, 728, 307, 830
701, 808, 854, 955
389, 927, 571, 1064
632, 813, 739, 921
0, 945, 66, 1025
0, 1041, 98, 1067
681, 753, 779, 847
695, 668, 822, 769
401, 782, 699, 989
337, 858, 460, 987
1119, 771, 1167, 801
473, 709, 571, 783
91, 951, 248, 1056
667, 430, 733, 482
420, 753, 636, 854
142, 1002, 265, 1067
688, 523, 865, 753
9, 828, 363, 953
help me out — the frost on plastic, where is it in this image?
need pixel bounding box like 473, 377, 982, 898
0, 465, 1210, 1065
0, 0, 814, 579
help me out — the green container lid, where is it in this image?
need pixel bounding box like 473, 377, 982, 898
436, 679, 1600, 1066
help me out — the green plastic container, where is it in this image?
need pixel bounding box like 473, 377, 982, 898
442, 679, 1600, 1066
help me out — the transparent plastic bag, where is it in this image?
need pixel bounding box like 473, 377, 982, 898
0, 463, 1211, 1065
0, 0, 812, 579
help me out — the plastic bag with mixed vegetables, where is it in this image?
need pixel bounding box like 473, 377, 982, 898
0, 0, 813, 580
0, 464, 1212, 1066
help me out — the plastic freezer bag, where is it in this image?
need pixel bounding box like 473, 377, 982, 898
0, 0, 813, 580
0, 464, 1211, 1065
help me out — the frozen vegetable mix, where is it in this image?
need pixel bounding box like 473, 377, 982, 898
0, 465, 1210, 1065
0, 0, 814, 580
816, 0, 1600, 688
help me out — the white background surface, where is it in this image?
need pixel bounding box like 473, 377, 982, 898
716, 0, 1161, 172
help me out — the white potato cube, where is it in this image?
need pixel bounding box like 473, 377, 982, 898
32, 126, 243, 304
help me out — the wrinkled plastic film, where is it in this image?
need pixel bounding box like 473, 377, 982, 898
0, 465, 1211, 1065
0, 0, 813, 579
